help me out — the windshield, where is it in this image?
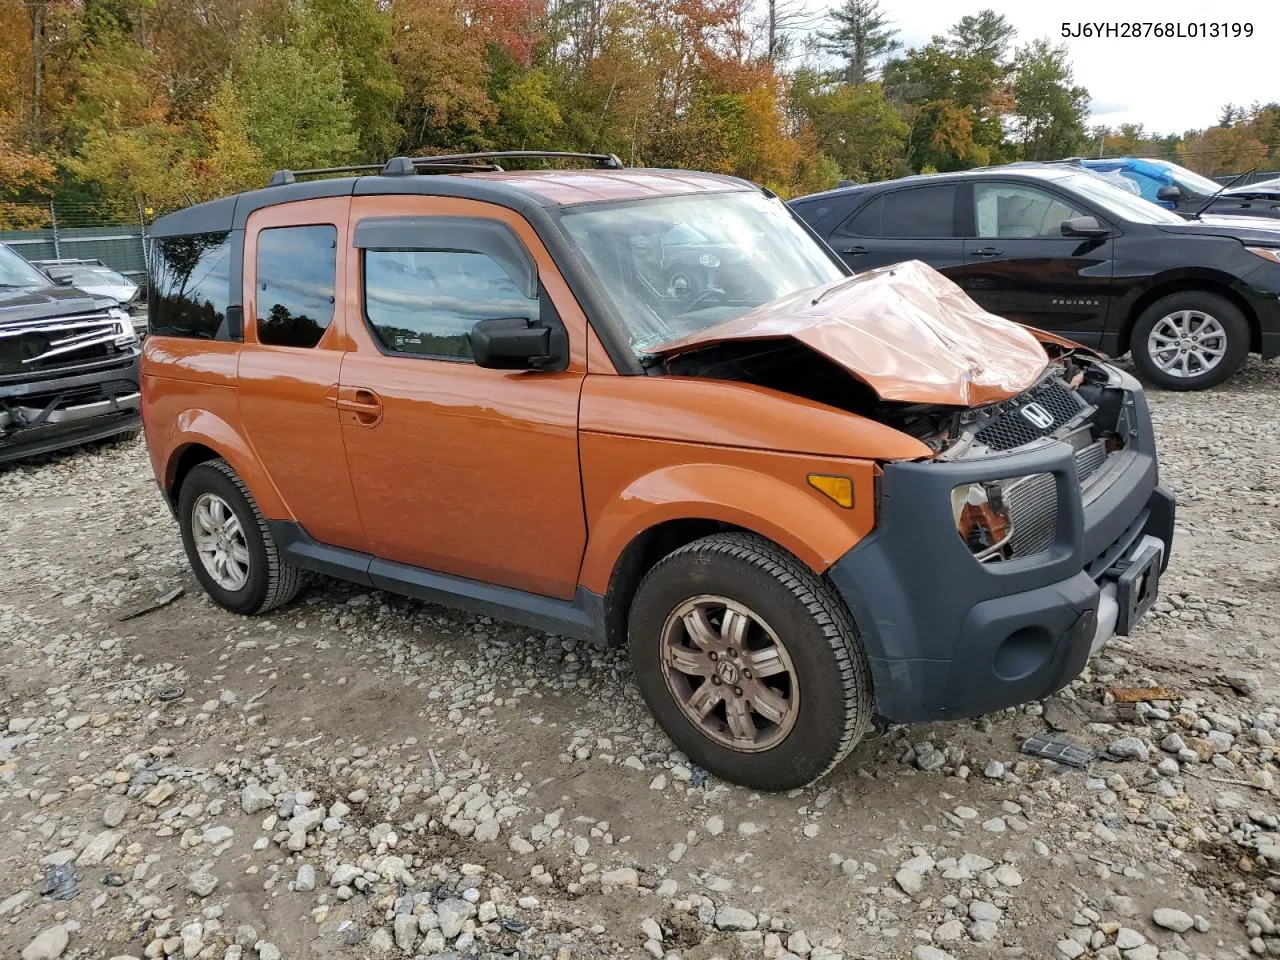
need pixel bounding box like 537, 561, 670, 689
1061, 173, 1186, 224
558, 191, 844, 357
0, 245, 54, 288
1159, 161, 1223, 196
52, 265, 130, 286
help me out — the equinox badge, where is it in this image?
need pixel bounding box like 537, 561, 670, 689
1019, 402, 1055, 429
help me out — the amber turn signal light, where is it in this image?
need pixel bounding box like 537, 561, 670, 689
807, 473, 854, 508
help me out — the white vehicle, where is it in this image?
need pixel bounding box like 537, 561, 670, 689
31, 259, 146, 334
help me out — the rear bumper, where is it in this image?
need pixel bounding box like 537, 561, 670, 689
828, 370, 1175, 723
0, 353, 140, 464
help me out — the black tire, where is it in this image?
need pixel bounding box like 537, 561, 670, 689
176, 459, 302, 615
628, 532, 873, 791
112, 428, 143, 445
1129, 291, 1249, 390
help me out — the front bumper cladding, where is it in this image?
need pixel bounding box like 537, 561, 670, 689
827, 369, 1175, 724
0, 352, 141, 464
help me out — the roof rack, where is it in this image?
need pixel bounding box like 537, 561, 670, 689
266, 151, 624, 187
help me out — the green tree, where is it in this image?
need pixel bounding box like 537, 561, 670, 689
882, 10, 1016, 171
789, 71, 908, 181
949, 10, 1015, 60
307, 0, 401, 156
494, 68, 563, 149
234, 25, 359, 170
817, 0, 899, 84
1011, 38, 1089, 160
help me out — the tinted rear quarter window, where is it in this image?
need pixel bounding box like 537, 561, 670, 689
837, 196, 883, 237
149, 232, 232, 338
256, 225, 337, 348
880, 185, 958, 238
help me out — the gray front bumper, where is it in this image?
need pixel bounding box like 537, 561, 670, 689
827, 370, 1175, 724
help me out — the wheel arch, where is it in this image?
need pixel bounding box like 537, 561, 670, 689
161, 410, 291, 520
584, 464, 873, 647
1118, 274, 1262, 356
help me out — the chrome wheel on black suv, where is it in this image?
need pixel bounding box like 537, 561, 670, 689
629, 532, 874, 791
1131, 291, 1249, 391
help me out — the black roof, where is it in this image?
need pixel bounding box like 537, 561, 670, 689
150, 174, 572, 238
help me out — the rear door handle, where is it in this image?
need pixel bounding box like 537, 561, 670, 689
839, 245, 868, 256
334, 386, 383, 426
971, 246, 1003, 257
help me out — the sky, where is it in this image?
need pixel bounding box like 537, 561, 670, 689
813, 0, 1278, 136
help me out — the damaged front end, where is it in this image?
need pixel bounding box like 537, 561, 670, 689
652, 261, 1174, 725
0, 307, 142, 463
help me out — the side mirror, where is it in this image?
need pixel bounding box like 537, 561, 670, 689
471, 317, 560, 370
52, 274, 75, 286
1061, 216, 1109, 238
1156, 185, 1183, 202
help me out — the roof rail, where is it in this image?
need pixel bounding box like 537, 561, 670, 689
380, 151, 624, 175
266, 151, 624, 188
267, 164, 383, 186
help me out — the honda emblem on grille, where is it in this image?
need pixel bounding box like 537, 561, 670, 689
1019, 402, 1054, 429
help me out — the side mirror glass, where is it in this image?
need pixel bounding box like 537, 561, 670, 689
1156, 185, 1183, 202
1061, 215, 1108, 238
471, 317, 558, 370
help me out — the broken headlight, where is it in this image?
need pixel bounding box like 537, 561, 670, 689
952, 481, 1012, 561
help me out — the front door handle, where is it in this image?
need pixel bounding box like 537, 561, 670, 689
839, 245, 868, 256
971, 246, 1003, 257
335, 386, 383, 427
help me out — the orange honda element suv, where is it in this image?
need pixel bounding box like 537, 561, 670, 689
142, 152, 1174, 791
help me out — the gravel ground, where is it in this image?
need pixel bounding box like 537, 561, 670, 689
1, 357, 1278, 960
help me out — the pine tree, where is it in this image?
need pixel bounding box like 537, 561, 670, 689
817, 0, 900, 85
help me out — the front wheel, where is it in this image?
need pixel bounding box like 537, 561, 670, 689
628, 533, 873, 791
1129, 292, 1249, 390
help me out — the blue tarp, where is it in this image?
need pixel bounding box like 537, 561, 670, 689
1081, 158, 1180, 204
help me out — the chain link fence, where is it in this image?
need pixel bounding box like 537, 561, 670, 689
1214, 171, 1280, 186
0, 201, 155, 286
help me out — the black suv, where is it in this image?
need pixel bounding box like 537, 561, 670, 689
0, 243, 141, 463
792, 166, 1280, 390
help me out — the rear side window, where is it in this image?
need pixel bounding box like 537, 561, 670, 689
881, 185, 958, 238
363, 249, 538, 360
837, 196, 883, 237
149, 232, 233, 339
255, 225, 337, 348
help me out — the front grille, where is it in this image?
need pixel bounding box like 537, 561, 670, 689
1075, 441, 1107, 484
1000, 443, 1108, 558
974, 378, 1088, 451
0, 312, 124, 376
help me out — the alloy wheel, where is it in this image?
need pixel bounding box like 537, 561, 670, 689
1147, 309, 1227, 379
659, 595, 800, 753
191, 492, 250, 591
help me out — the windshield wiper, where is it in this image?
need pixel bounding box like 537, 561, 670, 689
1192, 168, 1254, 219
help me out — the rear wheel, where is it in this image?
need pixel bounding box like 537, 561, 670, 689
177, 459, 302, 615
628, 533, 873, 791
1129, 292, 1249, 390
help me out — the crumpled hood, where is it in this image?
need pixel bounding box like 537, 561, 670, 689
650, 259, 1050, 407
